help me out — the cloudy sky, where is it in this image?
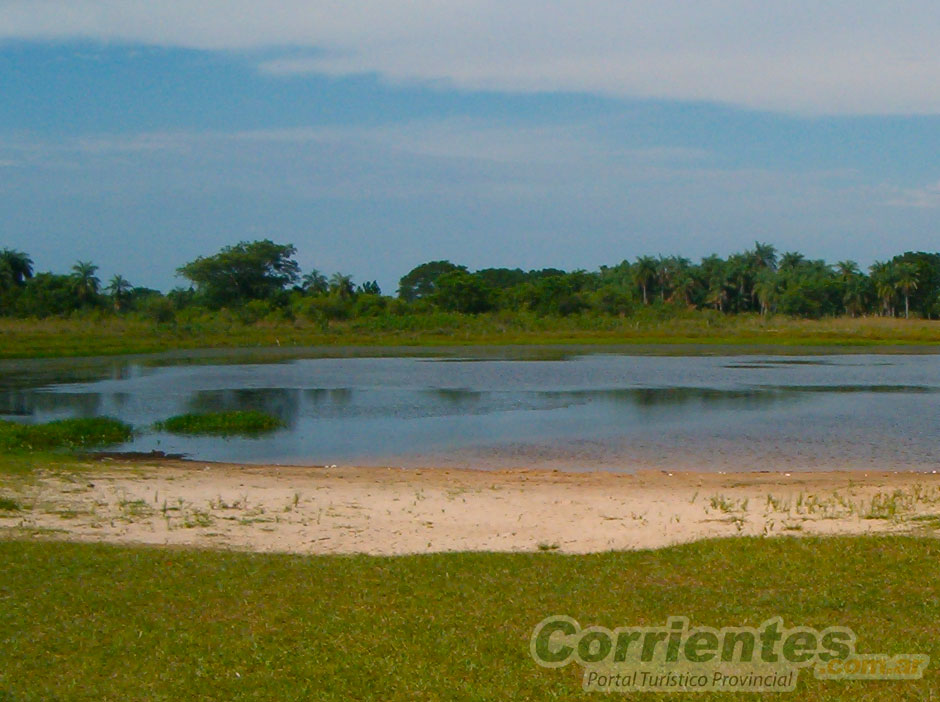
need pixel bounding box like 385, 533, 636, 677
1, 1, 939, 292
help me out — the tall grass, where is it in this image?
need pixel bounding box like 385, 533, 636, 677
2, 312, 940, 359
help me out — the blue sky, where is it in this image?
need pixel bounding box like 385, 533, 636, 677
1, 2, 939, 293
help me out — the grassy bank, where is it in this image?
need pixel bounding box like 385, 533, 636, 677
0, 418, 132, 452
2, 313, 940, 359
0, 536, 936, 701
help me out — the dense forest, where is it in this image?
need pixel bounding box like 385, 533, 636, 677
1, 240, 939, 323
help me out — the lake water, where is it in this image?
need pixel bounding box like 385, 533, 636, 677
2, 347, 939, 471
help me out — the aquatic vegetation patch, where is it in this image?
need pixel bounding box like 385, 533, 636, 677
154, 410, 285, 436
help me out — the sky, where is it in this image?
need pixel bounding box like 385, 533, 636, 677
1, 1, 939, 293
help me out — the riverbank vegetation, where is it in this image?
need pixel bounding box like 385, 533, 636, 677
2, 241, 940, 358
0, 535, 936, 700
0, 418, 132, 452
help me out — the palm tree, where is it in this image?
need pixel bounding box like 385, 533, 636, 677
750, 242, 778, 271
753, 270, 778, 316
106, 274, 132, 311
895, 263, 919, 319
726, 254, 753, 312
836, 260, 861, 281
835, 261, 863, 316
0, 249, 33, 289
302, 269, 328, 295
705, 282, 728, 313
71, 261, 100, 304
633, 256, 658, 305
778, 251, 805, 272
869, 261, 897, 317
329, 272, 355, 299
669, 271, 696, 306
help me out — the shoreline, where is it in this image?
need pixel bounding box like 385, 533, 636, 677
4, 460, 940, 555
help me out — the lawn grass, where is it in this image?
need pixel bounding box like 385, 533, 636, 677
154, 410, 285, 436
0, 418, 133, 453
0, 536, 936, 701
2, 313, 940, 359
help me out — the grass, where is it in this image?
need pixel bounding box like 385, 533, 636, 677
0, 418, 133, 453
0, 536, 937, 700
2, 313, 940, 359
154, 410, 285, 436
0, 496, 22, 511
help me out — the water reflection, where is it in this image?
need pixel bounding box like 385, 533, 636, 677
1, 351, 940, 471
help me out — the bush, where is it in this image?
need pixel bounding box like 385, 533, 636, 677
155, 411, 284, 436
140, 296, 176, 324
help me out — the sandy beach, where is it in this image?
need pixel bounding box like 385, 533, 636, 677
3, 460, 940, 555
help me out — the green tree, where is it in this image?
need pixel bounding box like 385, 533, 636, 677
329, 273, 355, 299
753, 270, 778, 316
177, 240, 300, 308
778, 251, 805, 272
895, 262, 919, 319
398, 261, 466, 301
870, 261, 898, 317
70, 261, 100, 305
301, 270, 328, 295
750, 241, 778, 271
433, 271, 495, 314
632, 256, 658, 305
106, 274, 132, 312
0, 249, 33, 290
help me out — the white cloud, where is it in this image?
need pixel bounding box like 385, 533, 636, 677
1, 1, 940, 114
884, 182, 940, 208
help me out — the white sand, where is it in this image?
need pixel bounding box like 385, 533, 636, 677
4, 461, 940, 555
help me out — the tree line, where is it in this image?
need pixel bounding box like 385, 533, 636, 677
2, 240, 939, 322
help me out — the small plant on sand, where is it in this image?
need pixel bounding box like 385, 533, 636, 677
0, 496, 23, 511
154, 411, 285, 437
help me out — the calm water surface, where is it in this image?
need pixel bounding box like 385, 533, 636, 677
2, 349, 939, 471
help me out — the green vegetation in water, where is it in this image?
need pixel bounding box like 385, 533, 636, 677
0, 417, 133, 453
154, 410, 285, 436
0, 536, 936, 700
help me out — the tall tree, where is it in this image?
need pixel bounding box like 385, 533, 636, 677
632, 256, 658, 305
895, 263, 919, 319
750, 242, 778, 271
778, 251, 806, 272
177, 240, 300, 307
301, 270, 329, 295
329, 273, 355, 299
753, 270, 778, 316
870, 261, 897, 317
106, 274, 132, 311
398, 261, 466, 301
0, 249, 33, 290
70, 261, 100, 304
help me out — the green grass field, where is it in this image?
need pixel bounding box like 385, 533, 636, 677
3, 313, 940, 359
0, 536, 936, 701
